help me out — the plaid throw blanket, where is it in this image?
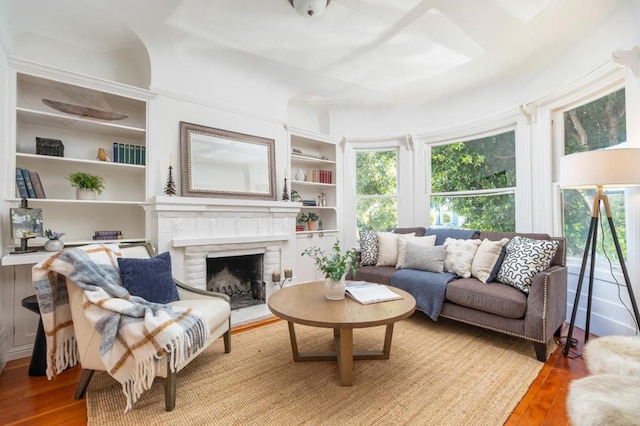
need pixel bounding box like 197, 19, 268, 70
32, 244, 210, 412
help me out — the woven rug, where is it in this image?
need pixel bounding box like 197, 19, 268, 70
86, 314, 546, 425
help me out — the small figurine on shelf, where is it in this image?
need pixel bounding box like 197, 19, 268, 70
318, 191, 327, 207
164, 164, 176, 196
96, 147, 111, 162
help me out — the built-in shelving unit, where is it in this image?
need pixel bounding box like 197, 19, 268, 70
4, 71, 152, 258
287, 126, 342, 283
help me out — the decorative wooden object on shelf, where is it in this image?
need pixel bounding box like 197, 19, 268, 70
41, 98, 129, 121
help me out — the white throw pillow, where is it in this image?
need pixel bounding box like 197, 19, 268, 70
396, 234, 434, 269
376, 232, 400, 266
443, 237, 482, 278
471, 238, 510, 283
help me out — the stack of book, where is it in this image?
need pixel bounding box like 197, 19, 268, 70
309, 168, 333, 184
15, 167, 46, 199
92, 230, 124, 240
112, 143, 146, 165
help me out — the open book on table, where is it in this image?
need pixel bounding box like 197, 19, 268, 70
345, 281, 403, 305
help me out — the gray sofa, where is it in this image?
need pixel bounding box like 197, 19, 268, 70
349, 227, 567, 361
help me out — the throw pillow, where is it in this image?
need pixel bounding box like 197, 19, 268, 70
396, 234, 434, 269
376, 232, 400, 267
118, 251, 179, 304
359, 230, 379, 266
403, 243, 447, 273
496, 236, 559, 293
471, 238, 510, 283
443, 237, 482, 278
487, 246, 507, 283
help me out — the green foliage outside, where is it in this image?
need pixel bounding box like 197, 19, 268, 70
356, 150, 398, 232
562, 88, 627, 259
431, 131, 516, 232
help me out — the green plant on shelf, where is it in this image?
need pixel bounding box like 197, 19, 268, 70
66, 172, 106, 194
43, 229, 65, 240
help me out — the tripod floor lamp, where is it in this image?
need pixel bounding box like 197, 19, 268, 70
560, 148, 640, 357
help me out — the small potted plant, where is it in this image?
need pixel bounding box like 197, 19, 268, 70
67, 172, 105, 200
43, 229, 65, 252
302, 240, 359, 300
296, 214, 306, 232
305, 212, 320, 231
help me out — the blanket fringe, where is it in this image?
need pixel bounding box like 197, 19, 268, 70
47, 336, 79, 379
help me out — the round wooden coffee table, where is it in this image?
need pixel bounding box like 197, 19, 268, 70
268, 281, 416, 386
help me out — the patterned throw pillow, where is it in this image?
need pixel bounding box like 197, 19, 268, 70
443, 238, 482, 278
359, 230, 379, 266
496, 236, 559, 293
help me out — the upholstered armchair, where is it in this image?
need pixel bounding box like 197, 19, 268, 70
67, 243, 231, 411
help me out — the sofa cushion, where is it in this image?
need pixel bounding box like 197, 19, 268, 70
445, 277, 528, 319
496, 236, 559, 293
425, 228, 481, 246
118, 251, 179, 304
403, 243, 447, 272
471, 238, 510, 283
354, 265, 397, 286
396, 234, 436, 269
359, 230, 379, 266
393, 227, 427, 236
443, 238, 482, 278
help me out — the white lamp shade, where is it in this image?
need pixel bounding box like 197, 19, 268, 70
559, 148, 640, 188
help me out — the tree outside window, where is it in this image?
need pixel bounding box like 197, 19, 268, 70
356, 150, 398, 233
561, 88, 627, 260
430, 131, 516, 231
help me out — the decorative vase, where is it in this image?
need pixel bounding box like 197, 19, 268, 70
44, 239, 64, 252
76, 188, 97, 200
307, 220, 317, 231
324, 277, 347, 300
295, 168, 306, 181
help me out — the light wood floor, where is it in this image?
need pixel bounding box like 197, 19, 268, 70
0, 320, 587, 426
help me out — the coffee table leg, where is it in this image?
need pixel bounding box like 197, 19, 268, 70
287, 321, 301, 361
337, 328, 353, 386
382, 323, 394, 358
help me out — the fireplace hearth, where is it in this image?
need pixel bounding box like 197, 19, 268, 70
206, 254, 265, 310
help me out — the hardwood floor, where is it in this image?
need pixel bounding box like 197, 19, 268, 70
0, 320, 587, 426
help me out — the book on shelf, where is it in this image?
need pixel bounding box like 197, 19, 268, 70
113, 142, 145, 165
94, 230, 122, 237
15, 167, 29, 198
93, 235, 124, 240
29, 171, 46, 198
21, 168, 36, 198
345, 281, 403, 305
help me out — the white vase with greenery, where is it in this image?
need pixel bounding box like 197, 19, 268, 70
302, 240, 359, 300
67, 172, 105, 200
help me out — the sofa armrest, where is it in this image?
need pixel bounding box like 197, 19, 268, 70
524, 265, 568, 341
174, 278, 231, 303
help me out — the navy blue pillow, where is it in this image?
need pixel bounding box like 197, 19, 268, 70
118, 251, 179, 304
487, 246, 508, 283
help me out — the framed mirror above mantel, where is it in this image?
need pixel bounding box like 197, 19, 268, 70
179, 121, 276, 200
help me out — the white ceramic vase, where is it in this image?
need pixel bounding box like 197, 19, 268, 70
76, 188, 97, 200
295, 168, 306, 181
44, 239, 64, 252
324, 277, 346, 300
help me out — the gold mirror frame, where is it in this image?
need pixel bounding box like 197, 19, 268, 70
180, 122, 276, 200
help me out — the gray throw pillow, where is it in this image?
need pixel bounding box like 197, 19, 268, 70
403, 242, 447, 273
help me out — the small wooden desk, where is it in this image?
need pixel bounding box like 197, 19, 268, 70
268, 281, 416, 385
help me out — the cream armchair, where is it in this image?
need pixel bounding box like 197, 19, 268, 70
68, 243, 231, 411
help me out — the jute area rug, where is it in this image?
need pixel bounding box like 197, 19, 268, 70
87, 314, 546, 425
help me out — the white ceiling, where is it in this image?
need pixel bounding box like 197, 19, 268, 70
0, 0, 623, 106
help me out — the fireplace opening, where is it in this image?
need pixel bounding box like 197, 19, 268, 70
206, 254, 265, 310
